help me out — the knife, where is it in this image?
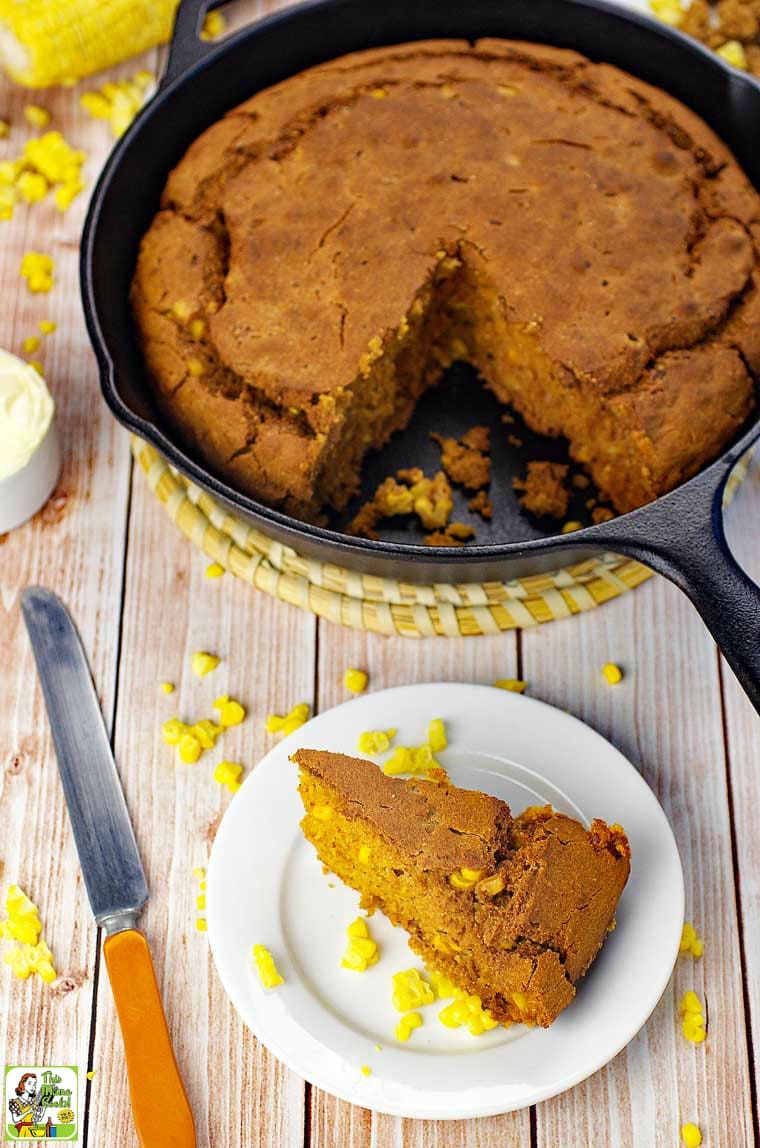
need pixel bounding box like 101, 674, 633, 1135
21, 586, 196, 1148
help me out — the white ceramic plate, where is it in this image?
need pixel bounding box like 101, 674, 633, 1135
206, 683, 683, 1119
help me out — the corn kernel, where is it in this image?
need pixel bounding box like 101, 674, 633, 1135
20, 252, 54, 293
201, 9, 227, 39
264, 701, 308, 735
344, 667, 368, 693
213, 760, 243, 792
24, 104, 51, 128
159, 682, 174, 696
342, 917, 379, 971
214, 696, 246, 727
357, 729, 396, 755
196, 894, 206, 910
680, 923, 696, 952
427, 718, 447, 752
27, 360, 43, 375
383, 743, 440, 776
679, 991, 703, 1015
178, 734, 202, 764
1, 885, 57, 984
649, 0, 683, 25
360, 1065, 371, 1076
191, 650, 220, 677
205, 561, 225, 578
602, 662, 623, 685
186, 358, 204, 377
253, 943, 284, 988
429, 969, 457, 999
357, 844, 372, 864
395, 1011, 423, 1041
691, 938, 704, 958
438, 992, 499, 1035
346, 918, 368, 938
16, 172, 48, 204
38, 320, 56, 335
195, 918, 208, 932
449, 867, 485, 890
22, 335, 41, 354
192, 719, 222, 748
493, 679, 527, 693
716, 40, 747, 69
561, 520, 582, 533
391, 968, 434, 1012
190, 318, 206, 339
161, 717, 187, 745
54, 180, 84, 212
681, 1123, 702, 1147
0, 121, 8, 139
370, 87, 388, 98
312, 804, 334, 821
192, 867, 206, 879
86, 1071, 96, 1080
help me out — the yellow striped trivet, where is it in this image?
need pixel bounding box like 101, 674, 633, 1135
133, 438, 751, 638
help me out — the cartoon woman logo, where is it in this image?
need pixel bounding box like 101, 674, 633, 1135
7, 1072, 49, 1139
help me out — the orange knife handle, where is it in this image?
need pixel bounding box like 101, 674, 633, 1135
103, 928, 196, 1148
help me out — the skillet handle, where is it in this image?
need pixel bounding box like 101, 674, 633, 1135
163, 0, 228, 88
592, 448, 760, 716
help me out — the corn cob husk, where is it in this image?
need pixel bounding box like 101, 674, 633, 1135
0, 0, 180, 88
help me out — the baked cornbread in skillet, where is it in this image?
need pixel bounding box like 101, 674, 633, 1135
131, 39, 760, 521
293, 748, 631, 1027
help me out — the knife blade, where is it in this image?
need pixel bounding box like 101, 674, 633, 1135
21, 586, 195, 1148
21, 585, 148, 928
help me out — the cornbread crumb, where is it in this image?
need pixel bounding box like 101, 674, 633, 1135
681, 1123, 702, 1147
468, 489, 493, 519
253, 944, 284, 988
424, 522, 476, 547
602, 663, 623, 686
513, 462, 570, 519
205, 561, 225, 578
344, 667, 368, 694
431, 426, 491, 490
349, 469, 454, 540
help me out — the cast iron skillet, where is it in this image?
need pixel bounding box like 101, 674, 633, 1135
81, 0, 760, 712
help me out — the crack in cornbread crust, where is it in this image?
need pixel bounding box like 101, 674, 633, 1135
132, 39, 760, 519
293, 748, 630, 1028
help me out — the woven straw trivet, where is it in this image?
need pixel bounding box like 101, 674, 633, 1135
133, 437, 751, 638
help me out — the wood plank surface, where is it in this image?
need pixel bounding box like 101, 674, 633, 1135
0, 63, 133, 1118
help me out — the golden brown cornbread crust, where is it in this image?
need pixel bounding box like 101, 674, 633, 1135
131, 39, 760, 520
293, 748, 630, 1027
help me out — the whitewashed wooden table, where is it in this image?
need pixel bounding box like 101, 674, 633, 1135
1, 3, 759, 1144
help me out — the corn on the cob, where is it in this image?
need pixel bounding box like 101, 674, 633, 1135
0, 0, 180, 88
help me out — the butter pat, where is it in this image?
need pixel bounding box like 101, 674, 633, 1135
0, 349, 60, 531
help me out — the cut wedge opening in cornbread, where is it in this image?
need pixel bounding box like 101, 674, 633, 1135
292, 748, 631, 1028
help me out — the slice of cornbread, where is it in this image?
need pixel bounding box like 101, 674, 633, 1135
292, 748, 630, 1028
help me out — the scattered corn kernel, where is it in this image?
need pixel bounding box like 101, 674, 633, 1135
395, 1011, 423, 1041
192, 867, 206, 880
21, 132, 86, 213
383, 743, 441, 776
357, 729, 395, 755
428, 969, 458, 999
80, 73, 156, 138
680, 991, 703, 1015
360, 1065, 371, 1076
342, 917, 380, 971
716, 40, 747, 69
649, 0, 684, 26
0, 885, 57, 985
679, 990, 707, 1044
201, 9, 227, 39
20, 252, 54, 293
195, 918, 208, 932
205, 561, 225, 578
264, 701, 308, 735
22, 334, 41, 353
427, 718, 447, 753
16, 172, 47, 204
192, 719, 222, 748
0, 120, 9, 139
391, 968, 435, 1012
196, 894, 206, 911
680, 922, 705, 959
561, 520, 582, 533
27, 360, 43, 375
191, 650, 220, 677
24, 104, 51, 128
312, 804, 334, 821
602, 662, 623, 686
253, 944, 284, 988
161, 717, 186, 745
438, 992, 499, 1035
493, 679, 527, 693
357, 844, 372, 864
213, 759, 243, 793
178, 733, 202, 764
344, 667, 369, 693
214, 695, 247, 727
38, 320, 56, 335
161, 681, 175, 695
449, 867, 486, 890
86, 1071, 96, 1080
681, 1123, 702, 1147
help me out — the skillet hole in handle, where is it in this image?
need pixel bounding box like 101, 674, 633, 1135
163, 0, 236, 88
